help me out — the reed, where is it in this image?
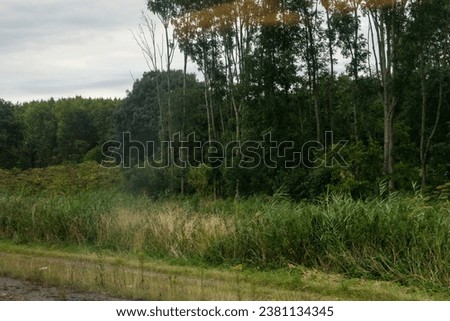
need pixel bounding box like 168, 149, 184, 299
0, 188, 449, 290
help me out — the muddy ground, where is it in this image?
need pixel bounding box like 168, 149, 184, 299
0, 277, 121, 301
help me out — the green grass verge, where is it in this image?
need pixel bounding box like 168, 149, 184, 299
0, 241, 447, 300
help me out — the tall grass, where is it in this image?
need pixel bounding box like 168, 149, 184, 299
226, 195, 450, 287
0, 189, 449, 289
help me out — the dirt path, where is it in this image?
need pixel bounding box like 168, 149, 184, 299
0, 277, 122, 301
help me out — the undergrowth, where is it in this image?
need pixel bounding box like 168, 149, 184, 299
0, 187, 449, 291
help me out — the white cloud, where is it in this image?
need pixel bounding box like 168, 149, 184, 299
0, 0, 177, 102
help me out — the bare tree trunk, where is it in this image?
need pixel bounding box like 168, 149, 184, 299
352, 5, 359, 141
372, 9, 397, 191
420, 67, 443, 190
419, 60, 427, 189
305, 11, 321, 143
208, 79, 217, 141
181, 53, 187, 195
164, 24, 175, 193
368, 13, 379, 77
204, 71, 213, 144
325, 6, 335, 132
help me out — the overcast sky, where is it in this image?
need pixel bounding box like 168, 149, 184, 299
0, 0, 191, 103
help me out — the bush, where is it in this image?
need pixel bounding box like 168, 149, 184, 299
0, 162, 122, 195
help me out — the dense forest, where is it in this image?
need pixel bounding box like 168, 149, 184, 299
1, 0, 449, 200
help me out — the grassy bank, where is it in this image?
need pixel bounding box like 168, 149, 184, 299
0, 241, 446, 300
1, 188, 449, 294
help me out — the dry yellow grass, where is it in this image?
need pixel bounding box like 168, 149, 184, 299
97, 206, 235, 258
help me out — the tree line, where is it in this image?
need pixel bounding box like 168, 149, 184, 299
1, 0, 449, 199
0, 97, 119, 168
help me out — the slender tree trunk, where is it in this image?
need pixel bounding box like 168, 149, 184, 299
164, 26, 173, 139
325, 7, 335, 132
181, 53, 187, 195
372, 9, 396, 191
421, 68, 443, 190
314, 96, 321, 142
352, 6, 359, 141
305, 12, 321, 142
369, 14, 379, 77
163, 24, 175, 192
208, 78, 217, 141
204, 72, 213, 144
419, 59, 427, 189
